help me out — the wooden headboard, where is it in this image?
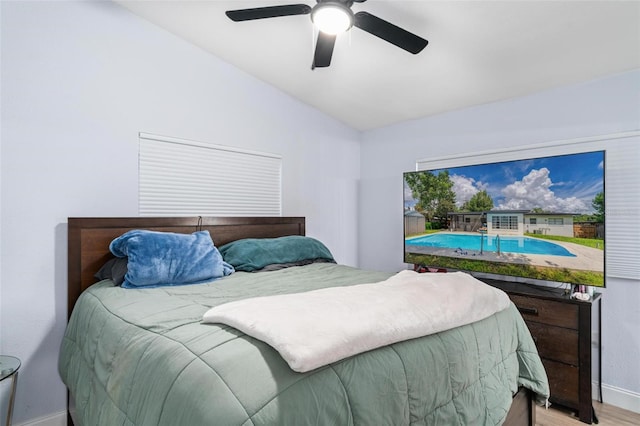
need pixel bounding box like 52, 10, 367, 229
67, 216, 305, 319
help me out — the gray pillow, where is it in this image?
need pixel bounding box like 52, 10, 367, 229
94, 257, 128, 286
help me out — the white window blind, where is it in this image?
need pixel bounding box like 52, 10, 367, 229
416, 131, 640, 281
139, 133, 281, 217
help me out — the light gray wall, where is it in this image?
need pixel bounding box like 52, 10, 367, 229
0, 1, 361, 423
360, 69, 640, 401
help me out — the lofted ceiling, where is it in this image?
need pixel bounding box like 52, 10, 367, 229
116, 0, 640, 131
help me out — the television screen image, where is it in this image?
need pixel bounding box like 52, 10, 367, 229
404, 150, 605, 287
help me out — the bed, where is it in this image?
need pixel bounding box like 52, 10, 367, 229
60, 216, 549, 426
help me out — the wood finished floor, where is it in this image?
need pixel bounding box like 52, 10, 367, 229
536, 400, 640, 425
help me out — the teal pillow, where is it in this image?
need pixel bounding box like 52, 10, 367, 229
218, 236, 335, 272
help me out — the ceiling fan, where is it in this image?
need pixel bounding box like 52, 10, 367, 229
226, 0, 428, 69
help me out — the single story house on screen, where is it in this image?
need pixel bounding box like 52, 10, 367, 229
448, 210, 575, 237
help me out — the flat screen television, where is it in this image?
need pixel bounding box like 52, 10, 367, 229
404, 150, 605, 287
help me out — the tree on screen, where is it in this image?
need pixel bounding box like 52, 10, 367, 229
405, 170, 456, 227
462, 190, 494, 212
592, 191, 604, 223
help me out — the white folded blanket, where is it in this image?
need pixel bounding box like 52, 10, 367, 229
202, 270, 510, 372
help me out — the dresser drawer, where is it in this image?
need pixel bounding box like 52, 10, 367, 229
526, 321, 579, 365
484, 280, 599, 423
510, 294, 579, 329
543, 358, 579, 409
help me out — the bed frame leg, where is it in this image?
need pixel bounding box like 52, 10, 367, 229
67, 391, 75, 426
503, 387, 536, 426
529, 389, 536, 426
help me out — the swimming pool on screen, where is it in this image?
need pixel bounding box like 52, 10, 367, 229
406, 233, 576, 257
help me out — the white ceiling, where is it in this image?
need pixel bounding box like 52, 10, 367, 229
117, 0, 640, 131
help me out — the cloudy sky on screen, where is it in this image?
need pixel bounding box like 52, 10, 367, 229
405, 151, 604, 214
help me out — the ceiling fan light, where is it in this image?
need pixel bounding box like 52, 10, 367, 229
311, 3, 353, 35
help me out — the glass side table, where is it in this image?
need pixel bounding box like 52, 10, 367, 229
0, 356, 20, 426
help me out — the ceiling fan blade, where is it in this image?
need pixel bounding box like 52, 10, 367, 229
226, 4, 311, 22
312, 32, 336, 69
354, 11, 428, 54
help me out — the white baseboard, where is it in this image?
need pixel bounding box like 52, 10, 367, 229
15, 410, 66, 426
594, 382, 640, 414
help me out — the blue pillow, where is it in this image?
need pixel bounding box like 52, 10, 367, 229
109, 230, 234, 288
218, 235, 335, 272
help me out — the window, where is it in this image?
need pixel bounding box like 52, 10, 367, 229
529, 218, 537, 225
548, 218, 564, 225
492, 215, 519, 230
139, 133, 282, 216
465, 217, 471, 223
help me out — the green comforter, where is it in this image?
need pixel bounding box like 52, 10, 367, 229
59, 263, 549, 426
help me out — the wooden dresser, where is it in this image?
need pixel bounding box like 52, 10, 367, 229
482, 279, 601, 424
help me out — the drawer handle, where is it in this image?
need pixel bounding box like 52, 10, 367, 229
518, 307, 539, 316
